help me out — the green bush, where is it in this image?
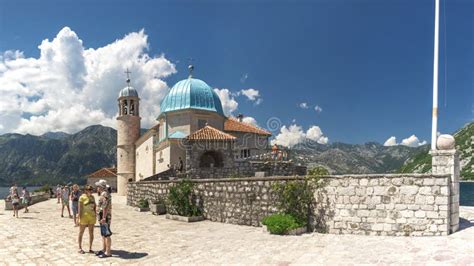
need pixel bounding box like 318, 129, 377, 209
272, 180, 313, 224
138, 198, 149, 209
262, 214, 304, 235
307, 166, 329, 177
167, 179, 202, 217
271, 167, 326, 227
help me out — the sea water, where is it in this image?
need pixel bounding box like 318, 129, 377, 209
0, 186, 41, 199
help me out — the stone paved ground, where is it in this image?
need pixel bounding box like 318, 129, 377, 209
1, 196, 474, 265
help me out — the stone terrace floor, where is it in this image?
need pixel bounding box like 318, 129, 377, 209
1, 196, 474, 265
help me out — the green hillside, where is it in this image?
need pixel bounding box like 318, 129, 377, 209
399, 122, 473, 179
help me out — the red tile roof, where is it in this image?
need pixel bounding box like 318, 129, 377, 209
224, 118, 271, 136
187, 125, 236, 141
87, 168, 117, 178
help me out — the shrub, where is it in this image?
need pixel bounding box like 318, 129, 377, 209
307, 166, 329, 177
167, 179, 202, 217
262, 214, 304, 235
138, 198, 149, 209
272, 181, 313, 225
271, 167, 327, 226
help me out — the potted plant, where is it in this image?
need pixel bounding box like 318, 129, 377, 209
150, 198, 166, 215
166, 179, 204, 222
135, 198, 150, 212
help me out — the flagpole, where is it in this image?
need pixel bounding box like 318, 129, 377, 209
431, 0, 440, 150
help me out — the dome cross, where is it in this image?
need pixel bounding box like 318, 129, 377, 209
125, 68, 132, 87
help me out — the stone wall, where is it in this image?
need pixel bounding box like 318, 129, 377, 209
431, 149, 460, 233
128, 173, 456, 236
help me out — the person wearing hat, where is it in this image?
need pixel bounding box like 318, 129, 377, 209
77, 185, 96, 254
95, 179, 112, 258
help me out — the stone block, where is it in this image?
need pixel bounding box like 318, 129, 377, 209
414, 210, 426, 218
426, 211, 439, 218
400, 186, 418, 195
421, 205, 434, 211
392, 178, 403, 186
418, 187, 432, 195
357, 210, 370, 217
400, 210, 414, 218
373, 186, 386, 196
359, 178, 368, 186
415, 195, 426, 205
372, 223, 384, 231
368, 179, 379, 186
395, 204, 407, 210
435, 196, 448, 205
440, 186, 449, 196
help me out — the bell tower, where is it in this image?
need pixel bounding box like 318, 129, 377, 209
116, 69, 141, 196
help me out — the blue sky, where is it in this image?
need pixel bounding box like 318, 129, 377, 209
0, 0, 472, 145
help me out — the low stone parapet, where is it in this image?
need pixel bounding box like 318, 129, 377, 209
128, 173, 458, 236
4, 192, 50, 210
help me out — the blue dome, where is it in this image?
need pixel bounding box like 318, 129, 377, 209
119, 86, 138, 97
160, 78, 224, 115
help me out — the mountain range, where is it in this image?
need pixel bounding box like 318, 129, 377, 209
0, 123, 471, 186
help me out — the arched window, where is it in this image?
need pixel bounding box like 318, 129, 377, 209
122, 100, 128, 115
130, 100, 135, 115
199, 150, 224, 168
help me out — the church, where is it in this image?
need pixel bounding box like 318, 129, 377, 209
116, 67, 304, 195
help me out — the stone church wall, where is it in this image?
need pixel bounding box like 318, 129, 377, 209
127, 173, 457, 236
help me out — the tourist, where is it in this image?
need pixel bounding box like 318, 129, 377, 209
21, 187, 31, 213
178, 157, 184, 172
61, 185, 72, 218
10, 184, 20, 218
71, 184, 81, 226
77, 185, 96, 254
271, 144, 279, 160
56, 185, 62, 204
9, 183, 18, 196
95, 179, 112, 258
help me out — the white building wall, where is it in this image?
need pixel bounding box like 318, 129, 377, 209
135, 135, 155, 181
155, 146, 171, 174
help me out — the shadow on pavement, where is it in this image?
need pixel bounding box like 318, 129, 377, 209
112, 250, 148, 260
459, 217, 473, 231
19, 217, 36, 219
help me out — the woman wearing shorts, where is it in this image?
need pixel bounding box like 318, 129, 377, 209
77, 185, 96, 254
71, 184, 81, 226
10, 188, 20, 218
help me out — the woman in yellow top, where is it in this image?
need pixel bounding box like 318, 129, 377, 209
77, 185, 96, 254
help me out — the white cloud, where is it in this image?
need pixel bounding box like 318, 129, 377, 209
401, 135, 424, 147
299, 102, 309, 109
240, 88, 262, 105
272, 124, 329, 147
306, 125, 328, 144
383, 136, 397, 146
0, 26, 176, 135
272, 125, 306, 147
242, 116, 258, 126
314, 105, 323, 113
214, 88, 238, 116
383, 135, 427, 147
